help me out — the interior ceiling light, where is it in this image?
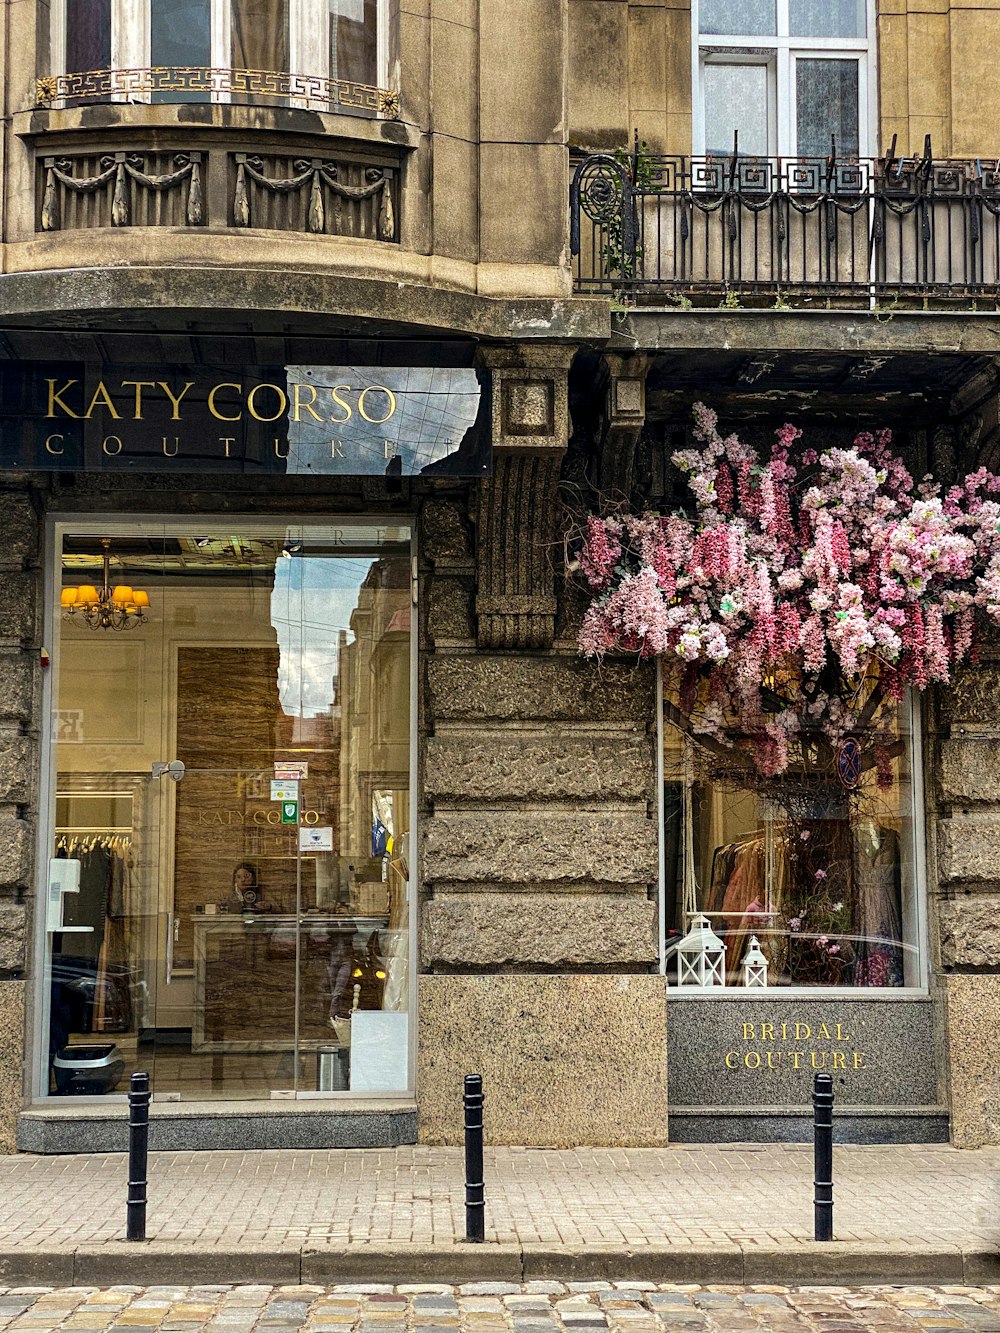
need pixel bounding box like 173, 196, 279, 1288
60, 538, 150, 631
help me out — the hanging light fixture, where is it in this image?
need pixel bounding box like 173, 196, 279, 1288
60, 539, 150, 631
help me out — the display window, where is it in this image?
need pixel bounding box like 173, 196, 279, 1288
38, 520, 414, 1100
661, 686, 926, 991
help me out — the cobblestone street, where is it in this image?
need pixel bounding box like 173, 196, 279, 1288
0, 1283, 1000, 1333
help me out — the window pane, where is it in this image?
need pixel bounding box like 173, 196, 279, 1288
704, 63, 770, 156
663, 702, 920, 990
151, 0, 211, 102
796, 58, 859, 158
790, 0, 865, 38
65, 0, 110, 71
330, 0, 378, 85
231, 0, 289, 73
699, 0, 775, 36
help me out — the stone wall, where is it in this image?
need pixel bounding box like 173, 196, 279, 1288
416, 473, 669, 1144
933, 658, 1000, 1146
0, 485, 42, 1151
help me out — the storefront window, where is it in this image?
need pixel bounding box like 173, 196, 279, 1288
662, 694, 924, 989
42, 522, 413, 1099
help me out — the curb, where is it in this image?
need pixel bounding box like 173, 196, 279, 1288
0, 1243, 995, 1287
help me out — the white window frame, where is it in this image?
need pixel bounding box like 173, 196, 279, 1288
691, 0, 878, 159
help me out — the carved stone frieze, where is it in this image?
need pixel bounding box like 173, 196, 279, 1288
474, 347, 577, 651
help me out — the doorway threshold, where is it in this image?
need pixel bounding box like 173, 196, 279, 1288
17, 1099, 418, 1154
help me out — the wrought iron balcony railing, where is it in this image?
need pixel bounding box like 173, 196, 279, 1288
570, 149, 1000, 303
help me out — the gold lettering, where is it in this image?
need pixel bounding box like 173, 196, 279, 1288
248, 383, 288, 422
85, 381, 121, 420
835, 1023, 849, 1041
810, 1051, 828, 1070
766, 1052, 782, 1068
208, 383, 242, 421
832, 1052, 847, 1070
44, 434, 64, 455
273, 438, 289, 460
760, 1022, 775, 1041
742, 1022, 756, 1041
329, 385, 353, 423
266, 811, 279, 825
745, 1052, 761, 1069
252, 811, 266, 825
795, 1023, 811, 1040
304, 810, 319, 825
853, 1052, 866, 1069
162, 437, 179, 457
357, 384, 396, 424
724, 1052, 737, 1069
121, 380, 155, 419
817, 1022, 832, 1040
792, 1052, 803, 1069
780, 1023, 789, 1040
220, 437, 236, 458
158, 380, 194, 421
46, 378, 80, 419
292, 382, 324, 423
101, 435, 123, 456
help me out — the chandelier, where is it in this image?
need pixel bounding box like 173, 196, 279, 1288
60, 539, 150, 631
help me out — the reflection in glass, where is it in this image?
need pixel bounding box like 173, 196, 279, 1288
790, 0, 865, 38
663, 702, 920, 988
704, 63, 770, 156
796, 59, 859, 158
699, 0, 775, 35
46, 526, 411, 1100
151, 0, 211, 102
330, 0, 377, 85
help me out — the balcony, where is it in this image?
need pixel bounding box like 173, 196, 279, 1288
570, 149, 1000, 306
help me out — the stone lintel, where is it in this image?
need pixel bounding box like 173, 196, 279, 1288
613, 310, 1000, 357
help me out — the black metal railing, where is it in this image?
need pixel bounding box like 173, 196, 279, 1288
570, 140, 1000, 302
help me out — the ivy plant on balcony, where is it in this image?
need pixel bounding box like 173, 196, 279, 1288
576, 403, 1000, 778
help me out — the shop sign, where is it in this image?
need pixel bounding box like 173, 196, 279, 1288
280, 800, 299, 825
0, 362, 490, 476
724, 1020, 867, 1072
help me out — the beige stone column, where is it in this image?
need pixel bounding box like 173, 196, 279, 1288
416, 345, 668, 1147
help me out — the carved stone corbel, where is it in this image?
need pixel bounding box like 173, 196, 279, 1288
474, 346, 577, 650
591, 352, 651, 505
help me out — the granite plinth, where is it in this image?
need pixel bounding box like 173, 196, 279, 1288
0, 983, 24, 1154
667, 996, 939, 1110
16, 1102, 417, 1153
417, 974, 668, 1146
946, 973, 1000, 1147
667, 1107, 950, 1144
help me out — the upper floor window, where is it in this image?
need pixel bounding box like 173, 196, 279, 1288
60, 0, 382, 106
693, 0, 873, 158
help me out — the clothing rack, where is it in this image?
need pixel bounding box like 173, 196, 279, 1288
55, 828, 132, 854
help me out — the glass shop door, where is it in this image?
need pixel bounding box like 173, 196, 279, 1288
45, 523, 413, 1102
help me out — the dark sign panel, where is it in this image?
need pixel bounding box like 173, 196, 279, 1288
0, 362, 490, 476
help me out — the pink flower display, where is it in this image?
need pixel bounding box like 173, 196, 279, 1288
576, 404, 1000, 775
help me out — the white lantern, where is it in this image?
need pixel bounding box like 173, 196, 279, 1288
742, 935, 769, 988
676, 913, 727, 988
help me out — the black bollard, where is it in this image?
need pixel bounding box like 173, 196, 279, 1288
127, 1071, 151, 1242
813, 1071, 834, 1242
464, 1073, 485, 1243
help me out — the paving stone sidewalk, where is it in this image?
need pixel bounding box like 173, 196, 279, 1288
1, 1283, 1000, 1333
0, 1144, 996, 1285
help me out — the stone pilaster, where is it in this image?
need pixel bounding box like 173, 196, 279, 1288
0, 483, 42, 1151
417, 348, 667, 1144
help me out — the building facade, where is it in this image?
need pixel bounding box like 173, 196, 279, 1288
0, 0, 997, 1152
